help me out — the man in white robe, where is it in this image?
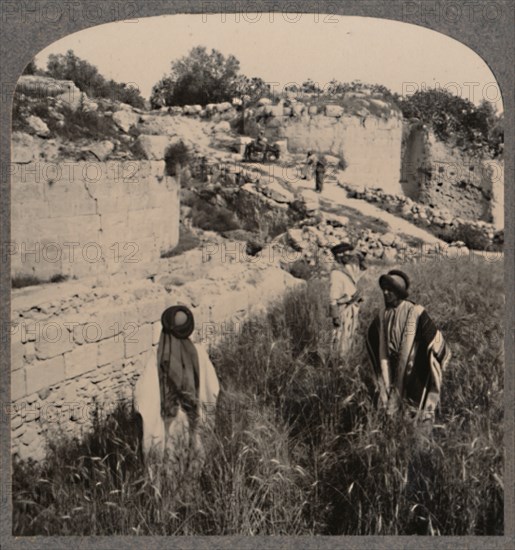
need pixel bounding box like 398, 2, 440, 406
134, 306, 220, 467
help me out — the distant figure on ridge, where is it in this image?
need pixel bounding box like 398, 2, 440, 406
315, 155, 327, 193
301, 150, 317, 181
366, 270, 451, 437
330, 243, 367, 356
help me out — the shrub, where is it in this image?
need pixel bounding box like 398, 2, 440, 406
161, 226, 200, 258
164, 142, 191, 177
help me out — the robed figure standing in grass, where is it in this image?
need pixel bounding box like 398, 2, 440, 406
366, 270, 452, 436
329, 243, 367, 356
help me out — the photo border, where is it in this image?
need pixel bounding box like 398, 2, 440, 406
1, 0, 513, 547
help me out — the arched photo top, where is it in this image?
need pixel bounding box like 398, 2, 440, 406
22, 13, 502, 111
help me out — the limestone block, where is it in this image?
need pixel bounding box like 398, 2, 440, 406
112, 109, 139, 132
35, 324, 74, 360
85, 140, 115, 161
26, 115, 50, 137
325, 105, 344, 117
214, 121, 231, 132
291, 104, 305, 117
11, 369, 26, 401
125, 323, 153, 358
137, 297, 166, 324
11, 339, 25, 372
152, 321, 161, 345
379, 232, 396, 247
64, 342, 99, 379
216, 102, 233, 112
26, 355, 65, 395
133, 135, 180, 160
11, 133, 36, 163
98, 337, 125, 367
308, 106, 318, 116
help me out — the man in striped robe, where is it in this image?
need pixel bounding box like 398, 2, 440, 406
366, 270, 451, 435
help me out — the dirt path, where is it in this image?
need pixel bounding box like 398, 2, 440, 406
264, 163, 447, 246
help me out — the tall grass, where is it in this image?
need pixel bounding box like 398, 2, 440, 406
12, 257, 504, 535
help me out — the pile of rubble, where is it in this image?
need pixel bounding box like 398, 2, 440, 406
342, 184, 503, 251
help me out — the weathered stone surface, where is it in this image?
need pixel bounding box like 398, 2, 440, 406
26, 355, 65, 395
11, 369, 26, 401
112, 109, 139, 132
98, 337, 125, 367
325, 105, 344, 117
125, 323, 153, 358
26, 115, 50, 137
85, 140, 114, 161
133, 135, 180, 160
64, 342, 99, 378
11, 132, 35, 163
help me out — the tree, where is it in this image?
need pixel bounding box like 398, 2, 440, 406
399, 89, 503, 156
150, 46, 241, 107
45, 49, 144, 108
22, 60, 38, 75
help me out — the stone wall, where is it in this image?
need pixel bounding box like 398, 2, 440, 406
163, 99, 404, 195
401, 124, 504, 228
342, 184, 503, 251
268, 113, 404, 195
10, 250, 303, 460
10, 160, 179, 282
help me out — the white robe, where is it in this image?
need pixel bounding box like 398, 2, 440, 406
134, 341, 220, 461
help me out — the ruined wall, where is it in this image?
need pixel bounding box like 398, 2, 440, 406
265, 111, 404, 194
10, 250, 303, 460
11, 160, 180, 282
401, 126, 504, 227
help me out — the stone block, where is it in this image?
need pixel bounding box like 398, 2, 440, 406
152, 321, 161, 345
11, 339, 25, 371
137, 297, 166, 324
64, 342, 99, 379
26, 355, 65, 395
98, 337, 125, 367
11, 369, 26, 401
34, 323, 74, 360
125, 323, 153, 358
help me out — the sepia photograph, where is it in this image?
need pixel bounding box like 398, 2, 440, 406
5, 5, 507, 540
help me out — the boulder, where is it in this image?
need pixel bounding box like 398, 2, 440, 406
379, 232, 396, 247
213, 121, 231, 133
382, 247, 398, 263
112, 109, 139, 132
308, 106, 318, 116
257, 97, 272, 106
11, 132, 35, 163
291, 103, 305, 117
85, 140, 115, 161
325, 105, 344, 117
287, 228, 306, 251
216, 102, 233, 113
26, 115, 50, 137
133, 135, 181, 160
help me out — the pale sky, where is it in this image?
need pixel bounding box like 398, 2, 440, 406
34, 14, 503, 111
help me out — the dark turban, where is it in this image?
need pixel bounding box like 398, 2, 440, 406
161, 305, 195, 339
379, 269, 410, 299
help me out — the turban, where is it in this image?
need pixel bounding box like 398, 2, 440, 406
161, 305, 195, 339
379, 269, 410, 299
331, 242, 354, 257
158, 306, 199, 422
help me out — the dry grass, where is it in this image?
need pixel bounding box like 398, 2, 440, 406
12, 257, 504, 535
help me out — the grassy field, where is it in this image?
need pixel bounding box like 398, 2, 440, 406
12, 256, 504, 535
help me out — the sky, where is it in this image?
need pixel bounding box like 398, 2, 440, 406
34, 13, 503, 111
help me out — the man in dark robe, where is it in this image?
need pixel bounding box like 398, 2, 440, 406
366, 270, 451, 435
